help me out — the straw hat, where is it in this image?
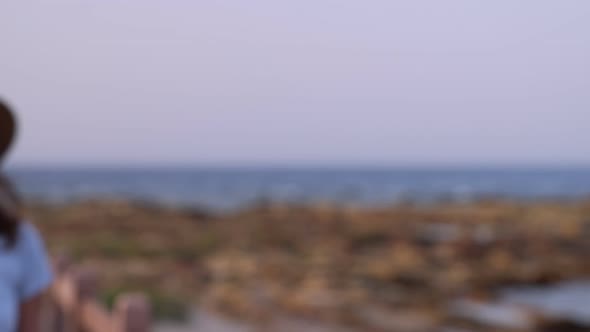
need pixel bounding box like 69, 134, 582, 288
0, 100, 17, 164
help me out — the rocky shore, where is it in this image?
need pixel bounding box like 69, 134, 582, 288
29, 199, 590, 331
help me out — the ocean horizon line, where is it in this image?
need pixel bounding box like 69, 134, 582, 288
7, 163, 590, 172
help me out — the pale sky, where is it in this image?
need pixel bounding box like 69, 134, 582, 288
1, 1, 589, 166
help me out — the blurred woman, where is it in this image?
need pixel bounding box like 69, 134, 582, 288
0, 100, 53, 332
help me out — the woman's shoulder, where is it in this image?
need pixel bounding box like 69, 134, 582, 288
18, 220, 40, 237
14, 221, 54, 300
19, 221, 39, 233
15, 221, 45, 252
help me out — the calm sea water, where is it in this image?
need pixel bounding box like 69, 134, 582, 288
7, 168, 590, 210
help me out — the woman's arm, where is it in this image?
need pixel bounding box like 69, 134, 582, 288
18, 294, 44, 332
16, 223, 54, 332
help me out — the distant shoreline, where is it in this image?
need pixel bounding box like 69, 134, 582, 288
24, 195, 590, 216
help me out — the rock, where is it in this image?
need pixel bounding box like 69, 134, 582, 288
358, 305, 438, 332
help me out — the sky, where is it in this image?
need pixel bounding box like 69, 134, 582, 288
1, 1, 589, 167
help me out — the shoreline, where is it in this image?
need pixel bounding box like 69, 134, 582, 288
24, 194, 590, 215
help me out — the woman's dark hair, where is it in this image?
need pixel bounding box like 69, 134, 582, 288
0, 174, 21, 248
0, 100, 20, 247
0, 100, 16, 164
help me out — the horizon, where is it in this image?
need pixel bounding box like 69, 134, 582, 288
7, 162, 590, 171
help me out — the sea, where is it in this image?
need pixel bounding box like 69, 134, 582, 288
6, 167, 590, 210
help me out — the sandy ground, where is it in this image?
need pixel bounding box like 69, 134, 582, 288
155, 309, 359, 332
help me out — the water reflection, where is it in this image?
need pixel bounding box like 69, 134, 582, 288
501, 281, 590, 325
